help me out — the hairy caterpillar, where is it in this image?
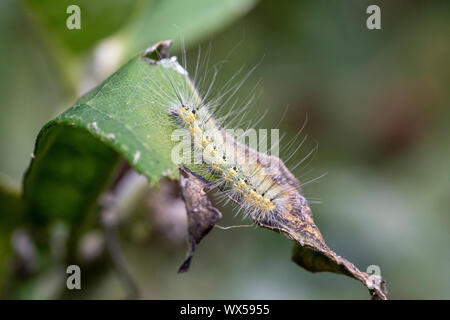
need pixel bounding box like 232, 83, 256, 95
140, 41, 387, 300
143, 41, 316, 232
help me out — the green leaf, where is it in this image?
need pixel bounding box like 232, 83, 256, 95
2, 0, 259, 183
125, 0, 259, 55
23, 43, 185, 225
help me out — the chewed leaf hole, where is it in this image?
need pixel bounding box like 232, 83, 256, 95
141, 40, 173, 63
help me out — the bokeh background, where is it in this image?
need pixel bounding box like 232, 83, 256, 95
0, 0, 449, 299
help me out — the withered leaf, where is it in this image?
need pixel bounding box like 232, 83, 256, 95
177, 160, 387, 299
253, 159, 388, 300
178, 168, 222, 273
258, 216, 387, 300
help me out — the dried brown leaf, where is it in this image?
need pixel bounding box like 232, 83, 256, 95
177, 161, 387, 299
178, 168, 222, 273
253, 160, 388, 300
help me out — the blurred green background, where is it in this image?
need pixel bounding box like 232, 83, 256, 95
0, 0, 449, 299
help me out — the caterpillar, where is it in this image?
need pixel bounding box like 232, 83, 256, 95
140, 41, 388, 300
142, 41, 316, 233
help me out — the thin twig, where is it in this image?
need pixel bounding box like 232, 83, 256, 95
100, 202, 139, 300
99, 165, 146, 299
